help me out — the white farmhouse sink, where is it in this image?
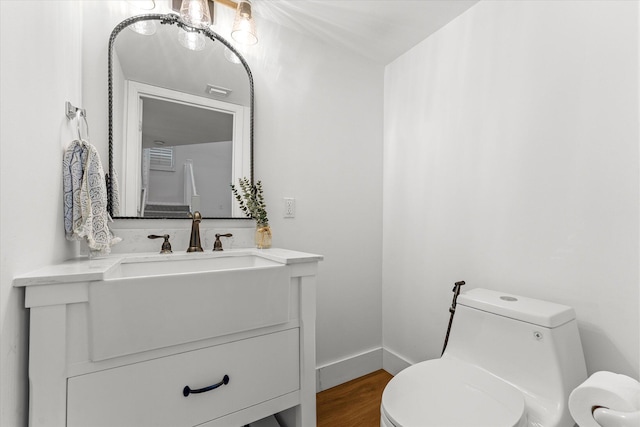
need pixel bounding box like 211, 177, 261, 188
89, 253, 290, 361
108, 254, 281, 279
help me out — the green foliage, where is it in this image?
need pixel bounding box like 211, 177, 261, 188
230, 177, 269, 225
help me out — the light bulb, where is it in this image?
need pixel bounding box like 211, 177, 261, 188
180, 0, 211, 29
231, 0, 257, 45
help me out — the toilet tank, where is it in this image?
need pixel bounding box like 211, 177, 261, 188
443, 288, 587, 427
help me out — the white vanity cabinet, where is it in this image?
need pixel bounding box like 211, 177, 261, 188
15, 249, 322, 427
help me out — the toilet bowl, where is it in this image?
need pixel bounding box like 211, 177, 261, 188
381, 358, 527, 427
381, 288, 588, 427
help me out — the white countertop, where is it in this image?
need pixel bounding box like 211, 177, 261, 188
13, 248, 323, 287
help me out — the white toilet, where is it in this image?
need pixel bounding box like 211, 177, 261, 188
381, 288, 588, 427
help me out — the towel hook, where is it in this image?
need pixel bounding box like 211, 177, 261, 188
65, 101, 90, 141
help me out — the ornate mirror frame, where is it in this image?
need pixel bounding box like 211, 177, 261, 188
107, 13, 254, 219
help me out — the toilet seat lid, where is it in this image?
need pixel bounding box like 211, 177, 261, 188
381, 358, 526, 427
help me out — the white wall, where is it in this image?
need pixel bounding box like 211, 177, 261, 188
383, 0, 639, 379
244, 15, 384, 388
0, 2, 83, 426
82, 0, 132, 164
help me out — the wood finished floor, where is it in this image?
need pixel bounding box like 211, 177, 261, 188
316, 370, 393, 427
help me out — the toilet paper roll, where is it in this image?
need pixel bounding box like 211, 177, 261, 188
568, 371, 640, 427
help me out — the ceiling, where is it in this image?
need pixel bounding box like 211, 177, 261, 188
252, 0, 479, 64
141, 97, 233, 148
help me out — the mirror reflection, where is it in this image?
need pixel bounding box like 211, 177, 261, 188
108, 14, 253, 218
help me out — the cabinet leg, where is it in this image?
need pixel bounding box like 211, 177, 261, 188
29, 305, 67, 427
299, 277, 317, 427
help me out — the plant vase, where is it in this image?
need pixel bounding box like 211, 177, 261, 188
255, 223, 272, 249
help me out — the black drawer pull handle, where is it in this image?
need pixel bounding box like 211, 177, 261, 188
183, 375, 230, 397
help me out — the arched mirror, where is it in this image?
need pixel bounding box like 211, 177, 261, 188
108, 14, 253, 219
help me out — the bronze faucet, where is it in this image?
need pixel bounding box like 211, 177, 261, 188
187, 211, 203, 252
213, 233, 233, 251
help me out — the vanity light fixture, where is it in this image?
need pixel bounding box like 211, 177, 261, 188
231, 0, 258, 45
205, 84, 232, 97
174, 0, 258, 46
179, 0, 212, 28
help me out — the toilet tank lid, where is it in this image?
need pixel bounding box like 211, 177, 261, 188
457, 288, 576, 328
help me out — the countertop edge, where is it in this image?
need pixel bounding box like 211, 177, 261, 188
13, 248, 323, 287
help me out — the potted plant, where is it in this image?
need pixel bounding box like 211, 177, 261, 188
231, 177, 271, 248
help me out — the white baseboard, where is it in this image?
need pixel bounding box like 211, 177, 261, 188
382, 347, 412, 376
315, 347, 383, 392
315, 347, 415, 392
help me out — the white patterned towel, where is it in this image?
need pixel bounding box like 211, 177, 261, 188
110, 166, 121, 217
63, 140, 120, 255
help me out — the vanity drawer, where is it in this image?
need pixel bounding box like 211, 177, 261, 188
67, 328, 300, 427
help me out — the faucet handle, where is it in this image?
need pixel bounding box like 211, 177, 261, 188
213, 233, 233, 251
148, 234, 172, 254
